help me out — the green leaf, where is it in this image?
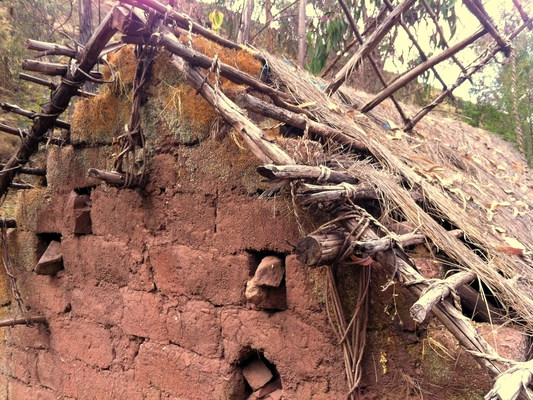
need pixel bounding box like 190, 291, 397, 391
209, 10, 224, 33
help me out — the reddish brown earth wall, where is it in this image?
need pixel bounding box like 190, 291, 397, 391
0, 141, 352, 399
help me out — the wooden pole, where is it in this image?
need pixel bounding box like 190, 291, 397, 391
324, 0, 418, 95
360, 28, 486, 113
338, 0, 408, 124
87, 168, 139, 187
238, 94, 368, 152
257, 164, 357, 184
149, 31, 293, 104
0, 164, 46, 176
1, 103, 70, 130
463, 0, 510, 55
0, 6, 128, 199
121, 0, 243, 51
0, 219, 16, 229
403, 16, 533, 131
18, 73, 96, 98
0, 316, 46, 327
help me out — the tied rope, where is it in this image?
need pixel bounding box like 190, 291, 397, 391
510, 46, 525, 155
317, 165, 332, 183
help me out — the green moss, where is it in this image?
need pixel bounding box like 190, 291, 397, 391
13, 188, 51, 233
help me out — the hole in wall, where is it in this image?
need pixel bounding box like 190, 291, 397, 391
245, 250, 286, 277
36, 233, 62, 259
74, 186, 96, 196
35, 232, 64, 275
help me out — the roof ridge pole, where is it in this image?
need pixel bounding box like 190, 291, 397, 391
337, 0, 409, 124
0, 5, 128, 199
360, 28, 486, 114
323, 0, 418, 96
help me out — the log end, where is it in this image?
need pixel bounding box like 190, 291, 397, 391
295, 236, 323, 267
410, 303, 428, 324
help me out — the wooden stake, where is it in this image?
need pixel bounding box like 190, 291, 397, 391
0, 219, 16, 229
0, 316, 46, 327
0, 165, 46, 176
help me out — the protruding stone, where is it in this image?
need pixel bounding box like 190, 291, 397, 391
254, 256, 284, 287
245, 279, 287, 311
242, 358, 273, 391
35, 240, 63, 275
66, 191, 92, 235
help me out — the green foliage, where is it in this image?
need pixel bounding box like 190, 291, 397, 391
306, 15, 347, 74
463, 29, 533, 162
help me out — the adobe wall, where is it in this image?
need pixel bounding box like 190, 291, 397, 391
0, 136, 352, 399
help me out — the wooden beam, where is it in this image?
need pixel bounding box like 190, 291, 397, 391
324, 0, 418, 95
87, 168, 140, 187
22, 59, 103, 80
410, 271, 477, 323
0, 316, 46, 327
149, 31, 293, 104
0, 164, 46, 176
121, 0, 243, 51
26, 39, 79, 58
360, 28, 486, 113
18, 73, 96, 98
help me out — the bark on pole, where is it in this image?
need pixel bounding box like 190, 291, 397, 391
237, 0, 254, 45
0, 6, 128, 199
297, 0, 307, 68
324, 0, 418, 96
79, 0, 95, 93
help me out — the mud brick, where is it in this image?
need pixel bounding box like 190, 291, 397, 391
121, 288, 168, 342
49, 319, 113, 368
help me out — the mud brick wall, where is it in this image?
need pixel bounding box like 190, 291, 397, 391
0, 140, 349, 400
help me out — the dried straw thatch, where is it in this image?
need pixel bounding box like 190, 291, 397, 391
262, 52, 533, 332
